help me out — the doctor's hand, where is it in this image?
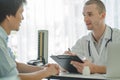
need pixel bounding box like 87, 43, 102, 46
64, 51, 76, 56
70, 60, 97, 74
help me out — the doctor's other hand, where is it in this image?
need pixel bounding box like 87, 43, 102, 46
64, 51, 76, 56
44, 63, 60, 76
70, 60, 97, 74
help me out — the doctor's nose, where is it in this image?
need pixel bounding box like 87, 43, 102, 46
84, 16, 89, 22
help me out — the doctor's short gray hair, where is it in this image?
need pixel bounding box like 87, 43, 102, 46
85, 0, 106, 14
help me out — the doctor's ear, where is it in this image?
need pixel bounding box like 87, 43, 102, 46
101, 12, 106, 19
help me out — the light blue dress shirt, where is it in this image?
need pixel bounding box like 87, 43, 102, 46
0, 26, 18, 78
0, 75, 20, 80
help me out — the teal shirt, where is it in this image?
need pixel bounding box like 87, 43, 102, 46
0, 26, 18, 77
0, 75, 20, 80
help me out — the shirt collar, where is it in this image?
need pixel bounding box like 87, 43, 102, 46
91, 28, 106, 44
0, 25, 8, 43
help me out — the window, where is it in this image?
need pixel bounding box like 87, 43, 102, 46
9, 0, 120, 63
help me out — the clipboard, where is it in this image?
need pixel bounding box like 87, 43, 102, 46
51, 55, 84, 73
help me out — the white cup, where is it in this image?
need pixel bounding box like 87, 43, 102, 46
82, 66, 90, 76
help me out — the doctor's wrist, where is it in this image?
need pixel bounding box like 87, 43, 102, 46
92, 65, 106, 74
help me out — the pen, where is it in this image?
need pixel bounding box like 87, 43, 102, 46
68, 48, 71, 52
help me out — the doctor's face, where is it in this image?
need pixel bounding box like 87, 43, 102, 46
83, 4, 105, 30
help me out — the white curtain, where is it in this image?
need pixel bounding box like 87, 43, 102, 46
103, 0, 120, 28
9, 0, 120, 63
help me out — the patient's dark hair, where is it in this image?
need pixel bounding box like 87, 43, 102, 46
85, 0, 106, 14
0, 0, 26, 24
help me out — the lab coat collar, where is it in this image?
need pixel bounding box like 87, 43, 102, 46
103, 25, 112, 41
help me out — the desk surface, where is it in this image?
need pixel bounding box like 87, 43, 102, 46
48, 72, 106, 80
47, 72, 120, 80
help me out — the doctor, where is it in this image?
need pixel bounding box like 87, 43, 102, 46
65, 0, 120, 74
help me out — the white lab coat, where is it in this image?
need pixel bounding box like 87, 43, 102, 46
71, 25, 120, 66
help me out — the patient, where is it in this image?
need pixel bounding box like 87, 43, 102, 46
0, 0, 59, 80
